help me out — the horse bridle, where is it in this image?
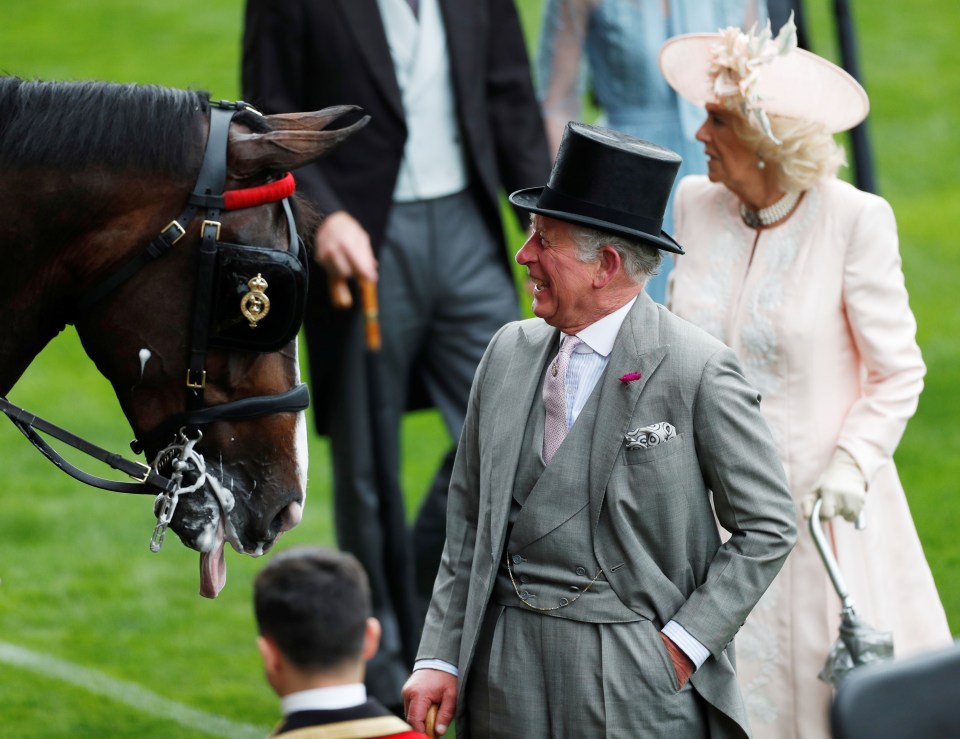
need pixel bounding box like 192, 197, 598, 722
0, 100, 310, 551
119, 100, 311, 454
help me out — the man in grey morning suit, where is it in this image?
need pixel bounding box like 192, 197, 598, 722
402, 123, 797, 738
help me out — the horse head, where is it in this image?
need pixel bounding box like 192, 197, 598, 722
24, 89, 370, 597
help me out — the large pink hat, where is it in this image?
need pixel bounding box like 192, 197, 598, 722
658, 17, 868, 137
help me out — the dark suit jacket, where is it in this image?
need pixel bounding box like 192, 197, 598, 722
242, 0, 550, 431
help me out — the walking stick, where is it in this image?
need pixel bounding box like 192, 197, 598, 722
425, 704, 438, 738
358, 277, 421, 667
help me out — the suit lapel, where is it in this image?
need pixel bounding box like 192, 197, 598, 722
508, 297, 669, 550
335, 0, 405, 123
486, 321, 558, 552
588, 295, 668, 528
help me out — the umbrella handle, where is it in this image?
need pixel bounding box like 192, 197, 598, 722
359, 277, 381, 351
327, 276, 381, 351
809, 498, 854, 608
425, 704, 438, 738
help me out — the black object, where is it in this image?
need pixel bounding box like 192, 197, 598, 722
360, 279, 420, 668
832, 0, 877, 193
509, 122, 684, 253
832, 641, 960, 738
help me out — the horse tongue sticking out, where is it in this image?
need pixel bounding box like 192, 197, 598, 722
199, 517, 227, 598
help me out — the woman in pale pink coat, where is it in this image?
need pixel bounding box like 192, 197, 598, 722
658, 18, 952, 739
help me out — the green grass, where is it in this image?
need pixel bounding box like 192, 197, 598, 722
1, 0, 958, 735
796, 0, 960, 637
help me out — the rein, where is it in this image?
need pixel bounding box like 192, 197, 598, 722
4, 100, 311, 551
0, 395, 176, 495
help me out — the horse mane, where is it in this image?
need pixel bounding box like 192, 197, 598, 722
0, 77, 270, 179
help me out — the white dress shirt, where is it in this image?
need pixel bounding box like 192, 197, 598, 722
376, 0, 468, 202
281, 683, 367, 716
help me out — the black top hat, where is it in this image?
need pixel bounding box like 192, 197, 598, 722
509, 122, 684, 254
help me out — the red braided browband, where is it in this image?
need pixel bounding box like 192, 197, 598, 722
222, 172, 296, 210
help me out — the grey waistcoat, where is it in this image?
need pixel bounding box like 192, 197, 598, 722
492, 368, 640, 623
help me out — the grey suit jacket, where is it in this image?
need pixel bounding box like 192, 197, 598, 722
417, 294, 797, 736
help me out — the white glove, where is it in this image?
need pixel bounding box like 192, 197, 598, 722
802, 448, 867, 523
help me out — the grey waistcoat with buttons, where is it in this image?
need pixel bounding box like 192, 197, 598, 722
492, 364, 641, 623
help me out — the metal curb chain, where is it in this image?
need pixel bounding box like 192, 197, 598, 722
149, 429, 236, 552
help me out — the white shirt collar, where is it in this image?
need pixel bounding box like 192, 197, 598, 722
567, 295, 638, 357
281, 683, 367, 716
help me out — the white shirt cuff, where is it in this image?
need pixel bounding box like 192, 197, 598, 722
662, 620, 710, 669
414, 659, 459, 677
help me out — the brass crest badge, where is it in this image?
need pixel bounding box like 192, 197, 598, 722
240, 273, 271, 328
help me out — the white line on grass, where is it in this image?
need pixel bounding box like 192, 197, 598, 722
0, 640, 270, 738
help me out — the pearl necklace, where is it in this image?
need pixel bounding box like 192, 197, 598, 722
740, 190, 802, 228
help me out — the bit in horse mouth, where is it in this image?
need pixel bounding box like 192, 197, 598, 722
151, 443, 238, 598
153, 446, 179, 478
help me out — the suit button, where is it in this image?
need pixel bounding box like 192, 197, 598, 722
512, 554, 524, 565
559, 597, 569, 607
575, 566, 586, 576
519, 575, 529, 584
520, 590, 531, 599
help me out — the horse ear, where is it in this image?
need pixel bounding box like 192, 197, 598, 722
227, 105, 371, 181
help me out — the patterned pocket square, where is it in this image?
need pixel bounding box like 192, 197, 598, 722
625, 422, 677, 449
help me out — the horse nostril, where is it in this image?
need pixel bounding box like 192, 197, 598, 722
241, 497, 304, 555
269, 511, 285, 538
275, 500, 303, 534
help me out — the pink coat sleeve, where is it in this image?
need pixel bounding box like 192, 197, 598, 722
835, 191, 925, 485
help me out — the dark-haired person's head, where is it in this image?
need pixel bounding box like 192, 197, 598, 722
254, 546, 381, 695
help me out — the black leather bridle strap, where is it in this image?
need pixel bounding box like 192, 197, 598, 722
184, 218, 219, 394
190, 105, 232, 198
130, 383, 310, 455
185, 105, 236, 397
73, 207, 200, 317
73, 103, 237, 320
0, 396, 176, 495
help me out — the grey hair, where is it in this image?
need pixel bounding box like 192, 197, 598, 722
568, 223, 662, 284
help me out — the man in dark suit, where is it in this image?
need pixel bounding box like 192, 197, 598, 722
254, 546, 427, 738
242, 0, 551, 711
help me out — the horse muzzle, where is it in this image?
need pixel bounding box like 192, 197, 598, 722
150, 430, 304, 597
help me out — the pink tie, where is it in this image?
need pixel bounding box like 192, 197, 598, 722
542, 336, 582, 464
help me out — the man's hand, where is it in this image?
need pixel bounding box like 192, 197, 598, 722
659, 632, 695, 689
313, 211, 378, 308
402, 668, 457, 736
802, 448, 867, 523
